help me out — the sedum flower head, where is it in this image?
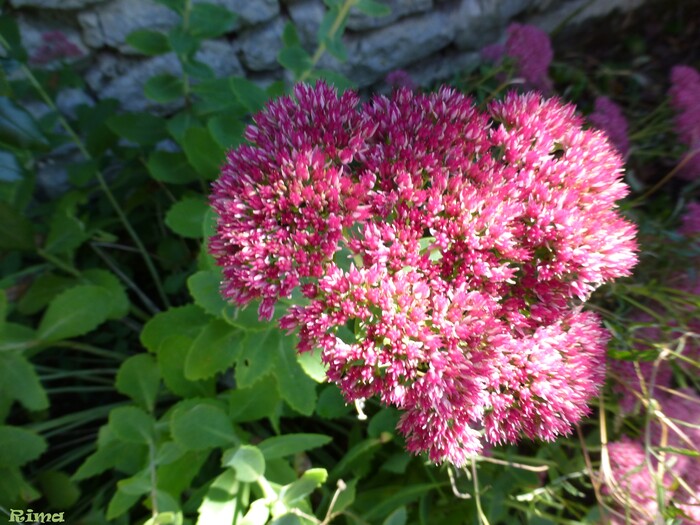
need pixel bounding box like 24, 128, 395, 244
211, 83, 638, 466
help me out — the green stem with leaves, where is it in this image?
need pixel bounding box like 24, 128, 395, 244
0, 33, 170, 309
298, 0, 356, 82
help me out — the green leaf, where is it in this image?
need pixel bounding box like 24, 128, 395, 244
0, 96, 48, 149
146, 151, 198, 184
82, 268, 130, 320
107, 488, 140, 520
167, 110, 197, 144
355, 0, 391, 16
229, 375, 280, 423
323, 33, 347, 61
278, 45, 313, 77
185, 319, 243, 380
362, 483, 442, 521
239, 499, 270, 525
165, 197, 210, 238
187, 270, 228, 317
182, 126, 225, 179
0, 322, 36, 353
0, 201, 34, 251
207, 114, 246, 149
270, 515, 301, 525
196, 469, 240, 525
67, 160, 98, 186
170, 399, 237, 450
116, 354, 161, 412
273, 336, 317, 415
189, 2, 238, 38
107, 112, 167, 145
117, 469, 151, 496
191, 78, 247, 116
141, 304, 210, 353
0, 15, 27, 62
281, 22, 301, 47
126, 29, 171, 55
44, 212, 86, 254
158, 335, 216, 398
0, 289, 6, 327
17, 273, 73, 315
257, 433, 332, 460
183, 58, 215, 80
0, 426, 47, 467
0, 150, 21, 182
280, 468, 328, 506
297, 350, 327, 383
109, 406, 156, 444
153, 0, 185, 13
316, 385, 350, 419
37, 470, 80, 509
222, 445, 265, 482
368, 408, 400, 439
0, 352, 49, 411
382, 507, 407, 525
145, 74, 185, 103
235, 330, 278, 388
168, 26, 199, 57
229, 77, 269, 114
37, 285, 112, 342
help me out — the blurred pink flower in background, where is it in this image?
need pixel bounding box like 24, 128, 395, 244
504, 23, 553, 92
669, 65, 700, 180
385, 69, 416, 90
589, 96, 631, 157
30, 31, 83, 65
480, 23, 553, 92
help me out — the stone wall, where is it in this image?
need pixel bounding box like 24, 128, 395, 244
10, 0, 646, 112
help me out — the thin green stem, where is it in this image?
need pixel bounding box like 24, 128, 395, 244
53, 341, 125, 360
36, 249, 81, 278
630, 146, 700, 205
298, 0, 356, 83
0, 32, 170, 309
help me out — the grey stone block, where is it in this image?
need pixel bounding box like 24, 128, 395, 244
238, 16, 285, 71
10, 0, 108, 8
347, 0, 433, 30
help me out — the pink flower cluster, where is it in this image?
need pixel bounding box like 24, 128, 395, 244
605, 389, 700, 524
210, 83, 638, 466
30, 31, 83, 65
481, 23, 553, 92
588, 97, 630, 158
669, 65, 700, 180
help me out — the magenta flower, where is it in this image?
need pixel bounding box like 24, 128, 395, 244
385, 69, 415, 90
669, 65, 700, 180
588, 96, 630, 157
504, 23, 553, 92
30, 31, 83, 65
210, 83, 638, 465
680, 202, 700, 237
